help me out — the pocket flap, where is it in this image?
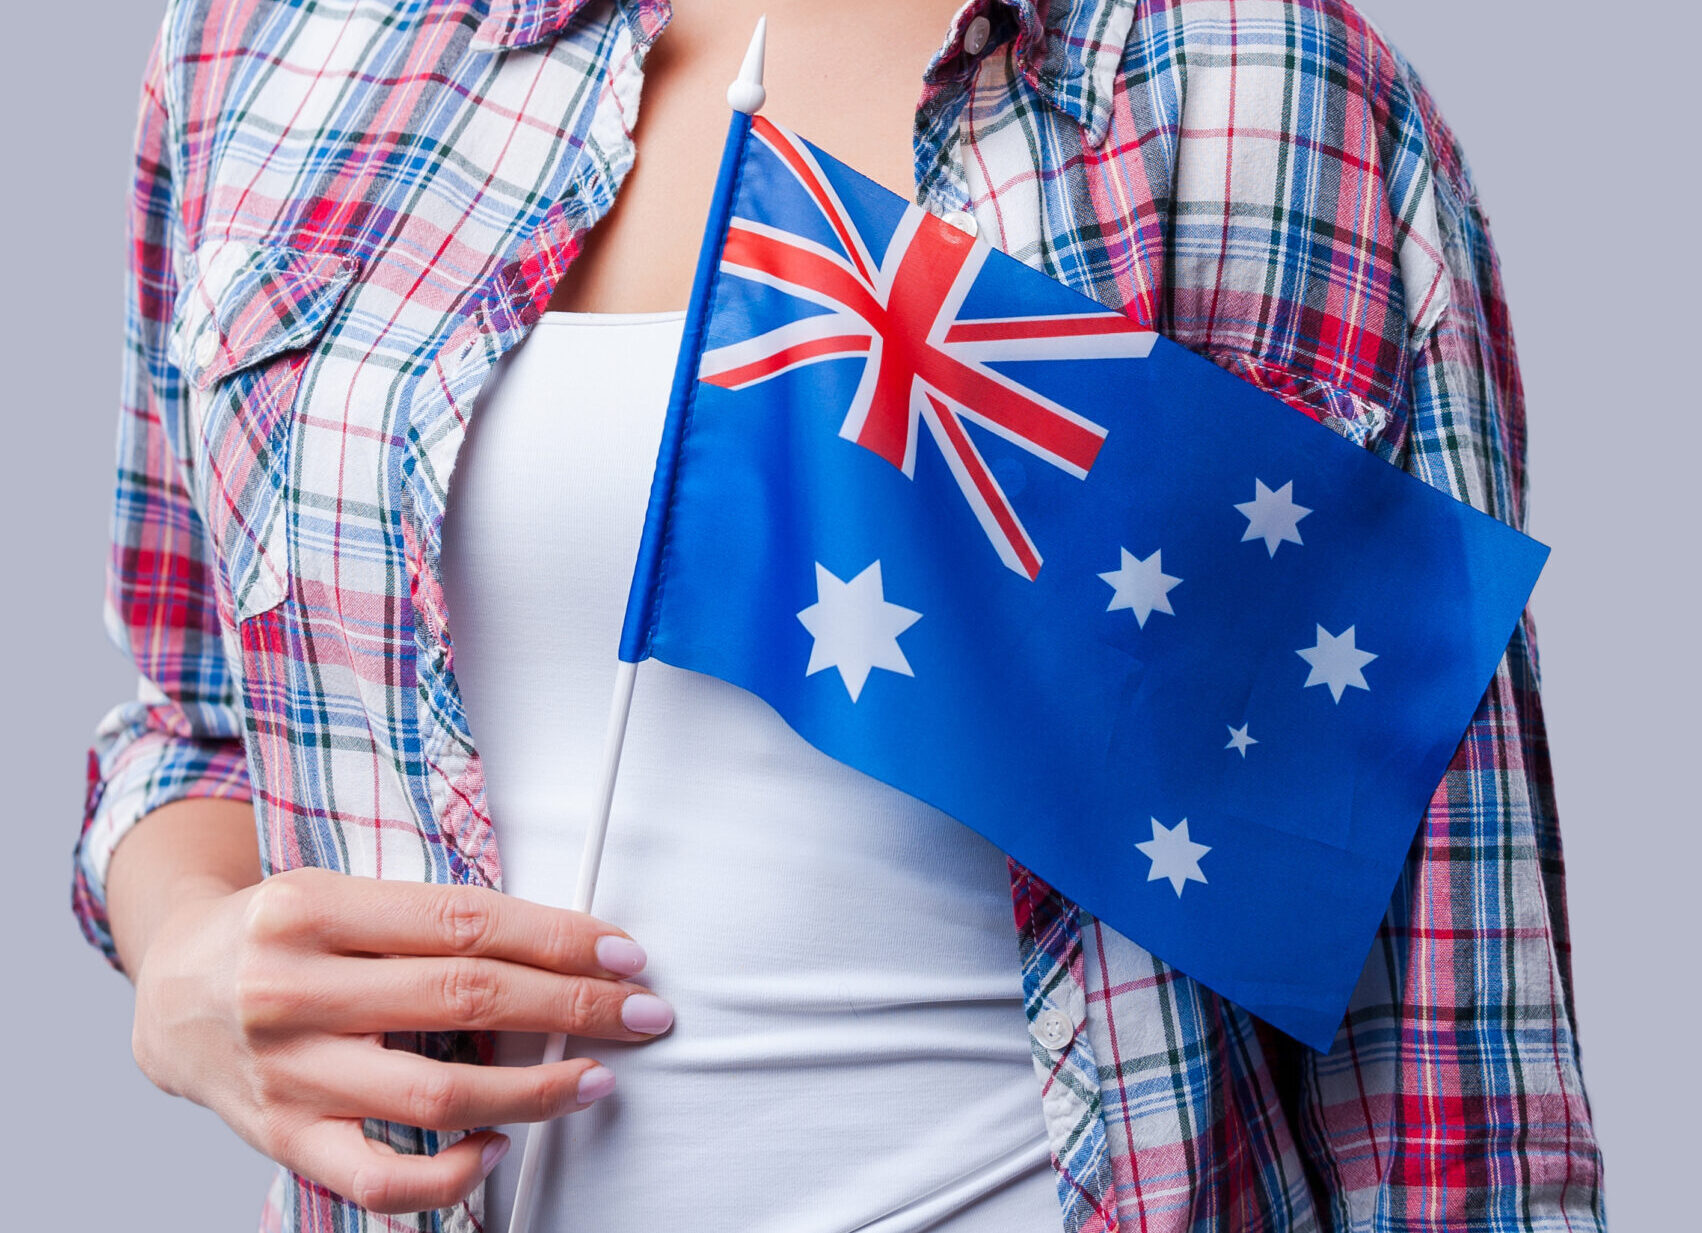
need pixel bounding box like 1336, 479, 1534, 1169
171, 240, 359, 623
174, 240, 359, 391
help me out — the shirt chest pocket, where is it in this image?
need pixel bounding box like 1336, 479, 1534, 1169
170, 240, 359, 623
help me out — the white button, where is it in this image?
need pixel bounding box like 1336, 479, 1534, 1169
963, 14, 993, 56
201, 243, 247, 300
203, 260, 235, 299
1035, 1008, 1075, 1051
193, 325, 219, 368
942, 209, 979, 237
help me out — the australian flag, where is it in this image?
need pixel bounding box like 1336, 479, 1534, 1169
619, 112, 1547, 1051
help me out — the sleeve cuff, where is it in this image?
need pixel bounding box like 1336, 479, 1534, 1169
73, 698, 251, 969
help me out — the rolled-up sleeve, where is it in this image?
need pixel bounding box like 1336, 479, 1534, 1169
73, 29, 251, 970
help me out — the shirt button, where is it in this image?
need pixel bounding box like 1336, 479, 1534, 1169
193, 325, 219, 368
1035, 1007, 1075, 1051
963, 14, 993, 56
202, 243, 246, 300
942, 209, 979, 237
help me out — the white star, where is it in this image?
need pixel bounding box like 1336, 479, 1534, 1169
1225, 723, 1257, 757
1296, 624, 1377, 702
1099, 548, 1181, 627
1235, 479, 1311, 556
1135, 817, 1211, 897
797, 561, 922, 702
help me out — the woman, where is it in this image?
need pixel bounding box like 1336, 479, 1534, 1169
78, 1, 1606, 1230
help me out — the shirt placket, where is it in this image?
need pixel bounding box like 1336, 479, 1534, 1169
914, 13, 1119, 1233
398, 15, 658, 1233
402, 5, 660, 910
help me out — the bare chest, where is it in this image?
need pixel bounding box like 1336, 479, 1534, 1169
546, 3, 963, 314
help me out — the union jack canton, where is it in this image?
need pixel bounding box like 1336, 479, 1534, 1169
698, 117, 1154, 580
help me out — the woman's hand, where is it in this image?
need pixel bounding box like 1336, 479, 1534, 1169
110, 801, 668, 1215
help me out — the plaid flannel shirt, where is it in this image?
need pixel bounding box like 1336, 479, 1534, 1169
75, 1, 1607, 1229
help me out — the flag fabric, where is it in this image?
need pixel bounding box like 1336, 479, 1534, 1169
620, 111, 1547, 1051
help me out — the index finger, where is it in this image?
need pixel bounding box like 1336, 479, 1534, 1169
292, 1118, 507, 1216
247, 869, 647, 978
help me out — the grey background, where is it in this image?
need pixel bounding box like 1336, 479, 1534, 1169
2, 2, 1692, 1227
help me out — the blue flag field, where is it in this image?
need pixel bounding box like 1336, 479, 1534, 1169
618, 112, 1547, 1050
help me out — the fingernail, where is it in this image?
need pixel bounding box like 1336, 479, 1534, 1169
479, 1135, 511, 1178
594, 935, 648, 976
576, 1065, 617, 1103
620, 992, 674, 1034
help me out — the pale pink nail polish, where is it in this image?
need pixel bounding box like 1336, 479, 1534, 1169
621, 993, 674, 1034
594, 935, 647, 976
576, 1065, 617, 1103
479, 1135, 511, 1178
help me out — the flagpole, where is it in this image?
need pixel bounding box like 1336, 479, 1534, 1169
500, 19, 767, 1233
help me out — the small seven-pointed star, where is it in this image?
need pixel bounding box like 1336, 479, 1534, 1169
1296, 624, 1377, 702
1235, 478, 1311, 556
1099, 547, 1182, 627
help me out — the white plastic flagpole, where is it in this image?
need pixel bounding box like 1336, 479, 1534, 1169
500, 18, 767, 1233
499, 662, 634, 1233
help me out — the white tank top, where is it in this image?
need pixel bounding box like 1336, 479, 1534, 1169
439, 310, 1058, 1233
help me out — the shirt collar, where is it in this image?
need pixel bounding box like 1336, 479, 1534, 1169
924, 1, 1135, 144
472, 0, 1134, 144
471, 0, 670, 55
